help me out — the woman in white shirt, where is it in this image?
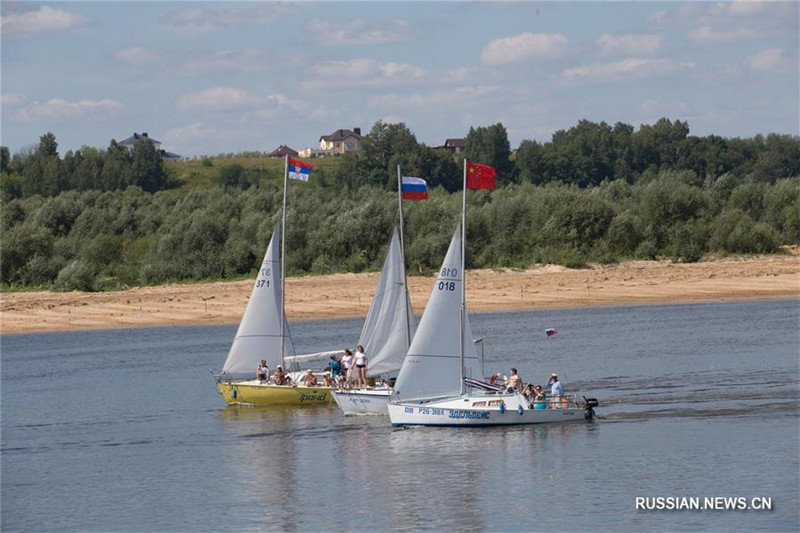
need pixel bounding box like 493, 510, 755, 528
341, 349, 354, 389
354, 345, 368, 389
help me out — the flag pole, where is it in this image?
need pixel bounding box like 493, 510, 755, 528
397, 166, 412, 347
460, 159, 467, 395
280, 154, 288, 370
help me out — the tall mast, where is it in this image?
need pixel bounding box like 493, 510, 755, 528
460, 159, 467, 395
280, 155, 289, 369
397, 166, 412, 347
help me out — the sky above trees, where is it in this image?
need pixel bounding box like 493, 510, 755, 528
2, 1, 797, 157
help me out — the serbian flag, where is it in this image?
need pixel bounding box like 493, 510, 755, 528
287, 157, 312, 181
545, 328, 558, 338
466, 161, 496, 190
401, 176, 428, 200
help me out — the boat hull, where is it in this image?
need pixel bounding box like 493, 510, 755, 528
388, 393, 588, 427
216, 380, 334, 406
333, 389, 391, 415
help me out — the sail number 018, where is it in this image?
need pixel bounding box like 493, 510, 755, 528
438, 267, 458, 291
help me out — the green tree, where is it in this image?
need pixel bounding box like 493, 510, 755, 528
359, 121, 419, 186
131, 139, 167, 192
216, 164, 247, 189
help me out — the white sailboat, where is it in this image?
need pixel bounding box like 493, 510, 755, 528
333, 166, 418, 415
387, 161, 597, 427
332, 227, 416, 414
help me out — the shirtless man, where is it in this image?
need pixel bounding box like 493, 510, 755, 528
507, 368, 523, 393
302, 370, 318, 387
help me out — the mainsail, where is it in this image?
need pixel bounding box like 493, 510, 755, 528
284, 227, 415, 375
391, 224, 480, 402
221, 222, 295, 377
357, 227, 416, 376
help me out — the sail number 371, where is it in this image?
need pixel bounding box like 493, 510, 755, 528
256, 267, 271, 289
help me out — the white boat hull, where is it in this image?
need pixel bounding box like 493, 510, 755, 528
388, 393, 588, 427
333, 389, 391, 415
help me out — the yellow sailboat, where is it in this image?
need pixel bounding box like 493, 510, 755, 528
216, 156, 335, 406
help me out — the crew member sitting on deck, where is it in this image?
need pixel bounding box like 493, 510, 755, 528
302, 369, 318, 387
533, 384, 546, 409
273, 366, 293, 386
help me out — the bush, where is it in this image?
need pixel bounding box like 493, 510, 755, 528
711, 209, 779, 254
54, 260, 97, 291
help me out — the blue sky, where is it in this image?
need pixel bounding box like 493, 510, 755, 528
2, 1, 797, 157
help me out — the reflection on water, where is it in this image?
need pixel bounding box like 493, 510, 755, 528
2, 299, 798, 531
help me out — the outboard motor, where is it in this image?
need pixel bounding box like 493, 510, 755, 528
583, 396, 598, 420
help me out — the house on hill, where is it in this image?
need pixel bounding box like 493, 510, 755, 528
299, 127, 362, 157
269, 145, 298, 157
120, 132, 161, 151
438, 138, 465, 153
119, 132, 181, 160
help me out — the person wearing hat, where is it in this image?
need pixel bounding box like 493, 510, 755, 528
547, 373, 563, 406
273, 365, 290, 386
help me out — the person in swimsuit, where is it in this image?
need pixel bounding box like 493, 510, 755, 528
341, 349, 354, 389
507, 368, 523, 393
354, 345, 368, 389
302, 369, 318, 387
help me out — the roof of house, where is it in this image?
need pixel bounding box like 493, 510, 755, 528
444, 138, 465, 148
120, 132, 161, 145
320, 129, 362, 142
268, 145, 299, 157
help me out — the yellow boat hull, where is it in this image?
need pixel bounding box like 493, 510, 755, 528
216, 380, 334, 406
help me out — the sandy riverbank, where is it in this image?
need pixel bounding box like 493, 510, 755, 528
1, 255, 797, 335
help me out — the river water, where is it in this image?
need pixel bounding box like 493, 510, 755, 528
2, 299, 798, 532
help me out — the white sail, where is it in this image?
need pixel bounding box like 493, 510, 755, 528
221, 223, 295, 376
391, 224, 480, 402
358, 227, 416, 377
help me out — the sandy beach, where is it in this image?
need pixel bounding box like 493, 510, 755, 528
1, 255, 797, 335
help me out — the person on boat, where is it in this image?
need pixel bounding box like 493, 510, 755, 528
507, 368, 523, 393
489, 373, 500, 385
273, 365, 293, 386
257, 360, 270, 384
547, 374, 563, 407
329, 354, 342, 384
522, 383, 534, 402
302, 369, 318, 387
323, 371, 332, 387
341, 349, 354, 388
533, 384, 546, 409
354, 345, 368, 389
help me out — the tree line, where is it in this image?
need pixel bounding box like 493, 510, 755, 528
1, 133, 169, 199
1, 118, 798, 291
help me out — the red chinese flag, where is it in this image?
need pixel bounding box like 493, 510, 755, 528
466, 162, 496, 190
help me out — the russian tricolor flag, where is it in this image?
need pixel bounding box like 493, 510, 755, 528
288, 157, 312, 181
401, 176, 428, 200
